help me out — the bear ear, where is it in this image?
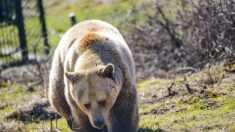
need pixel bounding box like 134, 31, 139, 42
98, 63, 115, 79
65, 71, 81, 82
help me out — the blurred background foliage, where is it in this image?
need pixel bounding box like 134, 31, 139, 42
45, 0, 145, 48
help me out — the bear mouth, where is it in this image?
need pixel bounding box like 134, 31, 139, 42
92, 123, 105, 129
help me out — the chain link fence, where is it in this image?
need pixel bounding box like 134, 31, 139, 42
0, 0, 49, 69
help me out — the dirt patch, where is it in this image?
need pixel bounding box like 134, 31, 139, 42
141, 104, 187, 116
0, 121, 24, 132
150, 105, 187, 115
0, 103, 11, 110
5, 97, 60, 123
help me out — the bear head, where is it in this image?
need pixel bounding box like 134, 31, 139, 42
65, 63, 122, 129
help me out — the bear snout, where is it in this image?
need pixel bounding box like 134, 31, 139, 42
92, 117, 105, 129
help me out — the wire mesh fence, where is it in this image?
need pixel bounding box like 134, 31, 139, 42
0, 0, 49, 68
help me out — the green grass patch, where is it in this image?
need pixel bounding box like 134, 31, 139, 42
138, 65, 235, 131
0, 86, 36, 117
137, 79, 173, 91
21, 119, 70, 131
45, 0, 146, 48
139, 94, 235, 131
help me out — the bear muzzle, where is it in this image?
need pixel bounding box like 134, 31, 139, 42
93, 117, 105, 129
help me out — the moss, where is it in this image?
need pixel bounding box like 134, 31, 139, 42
139, 115, 160, 130
0, 107, 13, 118
194, 103, 207, 110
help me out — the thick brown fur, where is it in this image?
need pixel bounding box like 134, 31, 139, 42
48, 20, 138, 132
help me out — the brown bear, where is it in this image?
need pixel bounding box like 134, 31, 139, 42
48, 20, 138, 132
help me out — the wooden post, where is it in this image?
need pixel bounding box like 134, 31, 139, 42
14, 0, 28, 62
37, 0, 50, 55
69, 12, 77, 26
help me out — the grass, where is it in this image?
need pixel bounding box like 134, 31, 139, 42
45, 0, 146, 49
1, 0, 146, 64
0, 65, 234, 131
139, 96, 235, 131
0, 0, 178, 63
0, 85, 36, 117
137, 65, 235, 131
1, 0, 235, 131
21, 119, 70, 132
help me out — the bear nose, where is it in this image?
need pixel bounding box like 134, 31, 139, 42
93, 118, 105, 128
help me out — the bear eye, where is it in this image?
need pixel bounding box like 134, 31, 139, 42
84, 103, 91, 109
98, 100, 106, 107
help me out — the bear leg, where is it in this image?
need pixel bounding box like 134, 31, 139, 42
48, 52, 72, 120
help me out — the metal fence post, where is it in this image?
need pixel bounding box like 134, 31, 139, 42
14, 0, 28, 62
0, 1, 2, 21
37, 0, 50, 55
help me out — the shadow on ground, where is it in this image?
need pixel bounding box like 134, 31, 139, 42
138, 128, 164, 132
5, 97, 60, 123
